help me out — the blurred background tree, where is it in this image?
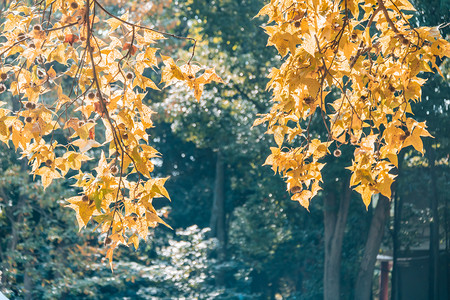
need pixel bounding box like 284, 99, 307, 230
0, 0, 448, 299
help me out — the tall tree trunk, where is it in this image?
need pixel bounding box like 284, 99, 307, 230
209, 150, 226, 257
323, 180, 351, 300
24, 266, 32, 300
209, 150, 226, 285
354, 195, 391, 300
427, 145, 439, 300
392, 153, 404, 300
391, 185, 403, 300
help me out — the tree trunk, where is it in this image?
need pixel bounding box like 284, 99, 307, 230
24, 267, 32, 300
209, 150, 226, 257
209, 150, 226, 286
427, 145, 439, 300
323, 180, 351, 300
391, 184, 403, 300
354, 195, 391, 300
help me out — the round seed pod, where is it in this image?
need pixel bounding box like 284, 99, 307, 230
290, 186, 303, 194
45, 159, 52, 167
333, 149, 342, 157
109, 165, 119, 175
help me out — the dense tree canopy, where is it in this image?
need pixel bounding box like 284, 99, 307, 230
0, 0, 449, 299
0, 0, 222, 265
255, 0, 449, 210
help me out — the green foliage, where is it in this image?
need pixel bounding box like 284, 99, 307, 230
0, 0, 449, 299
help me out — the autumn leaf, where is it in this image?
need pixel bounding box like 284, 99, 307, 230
255, 0, 448, 209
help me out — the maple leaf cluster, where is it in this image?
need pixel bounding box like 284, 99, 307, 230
0, 0, 222, 266
255, 0, 449, 210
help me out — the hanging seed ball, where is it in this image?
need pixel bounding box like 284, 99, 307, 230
122, 132, 128, 140
105, 236, 112, 245
78, 120, 85, 127
400, 130, 410, 141
109, 165, 119, 175
70, 1, 78, 9
374, 151, 380, 159
25, 102, 34, 109
29, 43, 36, 48
129, 213, 138, 222
25, 116, 33, 123
294, 21, 301, 28
33, 24, 42, 31
351, 32, 358, 40
401, 37, 410, 46
388, 85, 396, 92
31, 103, 36, 109
0, 84, 6, 93
290, 186, 303, 194
45, 159, 52, 167
125, 72, 133, 80
304, 96, 314, 105
334, 149, 342, 157
0, 73, 7, 81
87, 119, 95, 123
96, 91, 102, 99
87, 91, 96, 100
37, 69, 45, 77
17, 32, 26, 41
81, 195, 89, 202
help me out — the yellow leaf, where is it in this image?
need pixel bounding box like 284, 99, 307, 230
106, 12, 128, 32
71, 139, 101, 153
35, 166, 61, 189
267, 30, 301, 57
129, 234, 139, 250
292, 190, 313, 211
302, 34, 317, 57
47, 66, 57, 79
160, 55, 184, 85
65, 197, 95, 230
377, 175, 394, 199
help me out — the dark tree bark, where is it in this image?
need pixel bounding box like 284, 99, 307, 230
209, 150, 226, 286
392, 153, 404, 300
323, 180, 351, 300
209, 149, 226, 257
391, 185, 403, 300
354, 195, 391, 300
427, 145, 439, 300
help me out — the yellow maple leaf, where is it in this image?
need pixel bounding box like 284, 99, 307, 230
292, 190, 313, 211
35, 166, 61, 189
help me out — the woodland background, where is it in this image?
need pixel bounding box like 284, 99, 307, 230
0, 0, 449, 299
